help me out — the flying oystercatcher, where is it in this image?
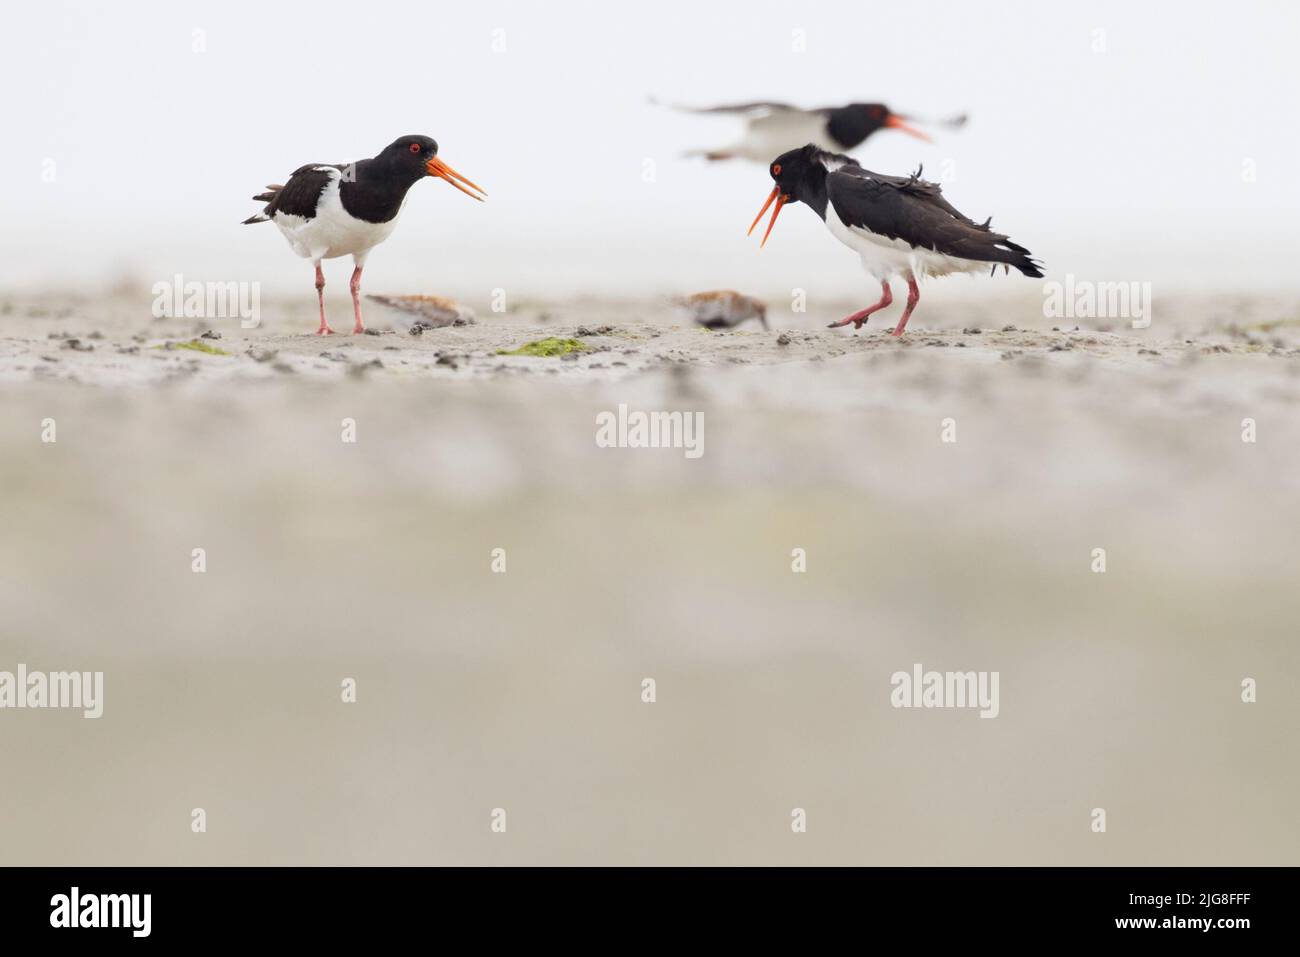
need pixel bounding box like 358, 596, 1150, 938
660, 99, 965, 163
242, 135, 485, 335
748, 145, 1042, 336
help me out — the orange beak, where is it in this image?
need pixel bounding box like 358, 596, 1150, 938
425, 155, 487, 201
884, 114, 932, 143
748, 186, 787, 248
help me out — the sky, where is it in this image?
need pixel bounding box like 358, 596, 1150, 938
3, 0, 1298, 299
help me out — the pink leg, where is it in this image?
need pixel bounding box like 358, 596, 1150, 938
350, 266, 365, 334
891, 275, 921, 337
314, 264, 334, 336
827, 281, 893, 329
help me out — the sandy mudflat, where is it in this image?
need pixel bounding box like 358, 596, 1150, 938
4, 289, 1300, 390
1, 289, 1299, 865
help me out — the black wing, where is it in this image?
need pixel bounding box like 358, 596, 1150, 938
241, 164, 343, 224
656, 98, 799, 116
827, 165, 1043, 277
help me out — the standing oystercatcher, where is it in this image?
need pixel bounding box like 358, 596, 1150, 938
660, 99, 965, 162
749, 145, 1042, 336
243, 135, 485, 335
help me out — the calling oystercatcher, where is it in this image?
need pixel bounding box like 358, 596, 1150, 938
660, 99, 965, 162
242, 135, 485, 335
748, 145, 1042, 337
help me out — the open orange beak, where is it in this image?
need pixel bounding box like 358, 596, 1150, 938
425, 156, 487, 201
748, 187, 788, 248
884, 114, 932, 143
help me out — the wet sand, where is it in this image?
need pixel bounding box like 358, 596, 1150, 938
1, 289, 1298, 865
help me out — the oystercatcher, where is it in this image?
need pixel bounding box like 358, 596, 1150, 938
676, 291, 768, 330
661, 99, 965, 162
242, 135, 485, 335
748, 145, 1042, 336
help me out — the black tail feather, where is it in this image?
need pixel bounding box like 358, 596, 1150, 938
243, 183, 282, 223
992, 236, 1043, 278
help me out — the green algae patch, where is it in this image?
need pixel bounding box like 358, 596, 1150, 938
496, 337, 589, 358
153, 339, 230, 356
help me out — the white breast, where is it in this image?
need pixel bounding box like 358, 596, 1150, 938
272, 168, 403, 263
728, 111, 833, 163
824, 202, 913, 279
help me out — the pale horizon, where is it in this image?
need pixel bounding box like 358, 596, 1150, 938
4, 0, 1299, 300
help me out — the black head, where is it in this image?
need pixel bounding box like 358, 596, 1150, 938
769, 145, 830, 203
826, 103, 930, 149
747, 145, 836, 245
377, 135, 438, 178
373, 134, 486, 201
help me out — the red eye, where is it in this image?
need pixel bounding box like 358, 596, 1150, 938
409, 143, 421, 154
772, 164, 782, 176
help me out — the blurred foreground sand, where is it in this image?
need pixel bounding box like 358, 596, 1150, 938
1, 289, 1298, 865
